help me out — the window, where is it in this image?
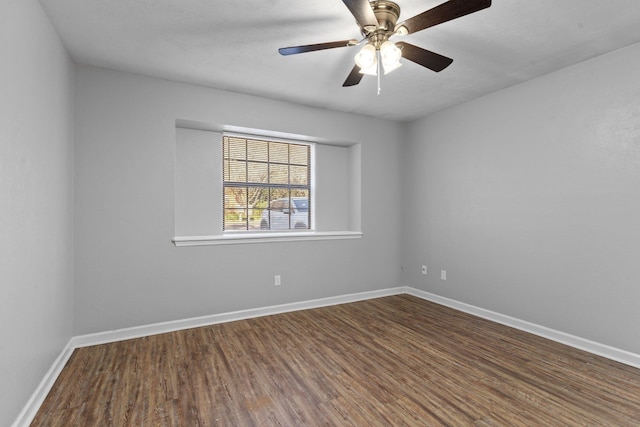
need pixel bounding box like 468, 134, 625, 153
222, 135, 312, 231
173, 122, 362, 246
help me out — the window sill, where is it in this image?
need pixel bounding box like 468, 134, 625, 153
172, 231, 363, 246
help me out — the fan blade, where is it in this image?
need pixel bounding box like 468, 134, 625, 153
342, 0, 379, 29
279, 40, 355, 56
396, 0, 491, 35
396, 42, 453, 72
343, 65, 364, 87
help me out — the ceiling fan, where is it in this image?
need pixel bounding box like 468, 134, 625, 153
279, 0, 492, 90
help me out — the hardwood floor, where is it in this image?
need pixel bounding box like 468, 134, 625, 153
32, 295, 640, 426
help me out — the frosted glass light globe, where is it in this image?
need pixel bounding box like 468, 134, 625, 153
380, 40, 402, 69
355, 44, 376, 69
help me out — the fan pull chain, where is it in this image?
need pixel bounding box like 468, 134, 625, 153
376, 49, 382, 96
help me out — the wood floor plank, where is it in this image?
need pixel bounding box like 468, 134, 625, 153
32, 295, 640, 426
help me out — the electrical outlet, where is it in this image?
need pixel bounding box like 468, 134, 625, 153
441, 270, 447, 280
274, 275, 281, 286
421, 265, 427, 275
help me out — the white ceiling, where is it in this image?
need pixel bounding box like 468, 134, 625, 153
39, 0, 640, 122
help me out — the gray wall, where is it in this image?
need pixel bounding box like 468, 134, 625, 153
0, 1, 74, 424
73, 66, 403, 335
402, 41, 640, 354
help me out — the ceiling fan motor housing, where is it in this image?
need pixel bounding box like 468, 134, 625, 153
364, 0, 401, 44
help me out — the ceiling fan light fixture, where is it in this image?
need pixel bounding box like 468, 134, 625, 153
383, 61, 402, 75
356, 41, 402, 76
359, 63, 378, 76
354, 43, 376, 69
380, 40, 402, 74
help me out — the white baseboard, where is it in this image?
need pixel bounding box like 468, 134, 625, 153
11, 340, 75, 427
403, 286, 640, 370
71, 287, 405, 348
15, 285, 640, 426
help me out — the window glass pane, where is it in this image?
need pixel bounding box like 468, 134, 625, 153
226, 159, 246, 183
224, 187, 247, 231
224, 187, 246, 209
224, 137, 246, 160
268, 188, 289, 208
289, 144, 308, 166
292, 197, 308, 211
269, 142, 289, 164
249, 187, 269, 209
224, 209, 247, 230
247, 161, 268, 184
247, 186, 266, 230
290, 165, 308, 185
247, 139, 268, 162
291, 188, 309, 201
291, 189, 310, 229
270, 164, 289, 185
